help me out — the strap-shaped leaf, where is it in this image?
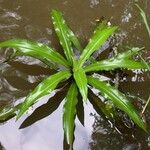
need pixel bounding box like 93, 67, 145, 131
63, 82, 78, 146
0, 103, 21, 121
66, 27, 82, 52
116, 47, 144, 59
0, 39, 69, 68
136, 4, 150, 38
78, 23, 117, 67
16, 70, 71, 119
73, 67, 87, 102
51, 10, 74, 64
87, 76, 146, 131
85, 47, 149, 72
85, 59, 149, 72
0, 107, 16, 121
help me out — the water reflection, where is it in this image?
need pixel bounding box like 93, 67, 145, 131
89, 113, 150, 150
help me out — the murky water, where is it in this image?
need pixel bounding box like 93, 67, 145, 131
0, 0, 150, 150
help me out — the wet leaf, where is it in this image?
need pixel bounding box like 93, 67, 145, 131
0, 39, 69, 68
17, 71, 71, 120
78, 23, 117, 67
0, 103, 21, 122
87, 76, 146, 131
136, 4, 150, 38
0, 107, 16, 121
51, 10, 74, 65
85, 58, 149, 72
66, 26, 82, 52
73, 67, 87, 102
63, 82, 78, 146
85, 47, 149, 72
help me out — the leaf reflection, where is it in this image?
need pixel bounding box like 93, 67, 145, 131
20, 87, 68, 129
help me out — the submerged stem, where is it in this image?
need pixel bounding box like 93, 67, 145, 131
142, 96, 150, 114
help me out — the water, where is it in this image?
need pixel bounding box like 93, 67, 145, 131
0, 0, 150, 150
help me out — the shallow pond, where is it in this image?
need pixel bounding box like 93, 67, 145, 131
0, 0, 150, 150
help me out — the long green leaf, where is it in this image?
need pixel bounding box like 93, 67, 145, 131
135, 4, 150, 38
0, 39, 69, 68
63, 82, 78, 146
87, 76, 146, 131
78, 23, 117, 67
0, 107, 16, 121
66, 27, 83, 52
51, 10, 73, 64
0, 103, 21, 121
16, 71, 71, 120
85, 47, 149, 72
85, 59, 149, 72
73, 67, 87, 102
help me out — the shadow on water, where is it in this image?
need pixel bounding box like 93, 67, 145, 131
0, 0, 150, 150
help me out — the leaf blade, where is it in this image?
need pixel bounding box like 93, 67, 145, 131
51, 10, 74, 64
85, 59, 149, 72
87, 76, 146, 131
85, 47, 149, 72
0, 39, 69, 68
17, 70, 71, 119
63, 82, 78, 146
78, 23, 117, 67
73, 67, 88, 102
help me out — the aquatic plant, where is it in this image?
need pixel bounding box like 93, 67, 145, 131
0, 10, 149, 148
135, 4, 150, 114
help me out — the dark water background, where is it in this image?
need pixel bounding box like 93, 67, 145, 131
0, 0, 150, 150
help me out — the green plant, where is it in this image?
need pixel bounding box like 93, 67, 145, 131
135, 3, 150, 114
0, 10, 149, 148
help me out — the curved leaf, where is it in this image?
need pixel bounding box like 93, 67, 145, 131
63, 82, 78, 146
66, 27, 82, 52
78, 23, 117, 67
85, 47, 149, 72
0, 39, 69, 68
0, 103, 21, 121
87, 76, 146, 131
51, 10, 73, 64
85, 59, 149, 72
73, 67, 87, 102
135, 4, 150, 38
16, 70, 71, 119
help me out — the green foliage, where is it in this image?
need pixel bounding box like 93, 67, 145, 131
0, 9, 148, 148
63, 82, 78, 146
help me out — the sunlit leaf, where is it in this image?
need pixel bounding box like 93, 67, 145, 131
17, 71, 71, 120
63, 82, 78, 146
66, 27, 83, 52
116, 47, 144, 59
51, 10, 74, 65
0, 39, 69, 68
85, 58, 149, 72
85, 47, 149, 72
0, 107, 16, 121
78, 23, 117, 67
88, 76, 146, 131
73, 67, 87, 102
0, 103, 21, 121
